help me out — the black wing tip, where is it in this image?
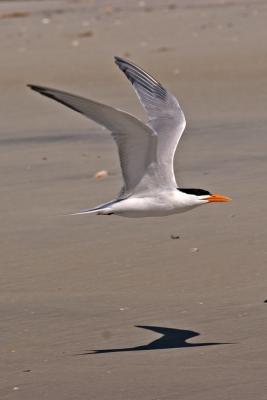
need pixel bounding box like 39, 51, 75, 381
114, 56, 132, 72
114, 55, 153, 75
114, 55, 139, 66
114, 55, 126, 64
114, 56, 146, 72
27, 84, 47, 93
114, 56, 166, 96
27, 84, 36, 90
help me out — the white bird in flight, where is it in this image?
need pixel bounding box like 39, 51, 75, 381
28, 57, 230, 218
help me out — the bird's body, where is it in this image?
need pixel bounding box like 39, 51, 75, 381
28, 57, 230, 218
92, 190, 198, 218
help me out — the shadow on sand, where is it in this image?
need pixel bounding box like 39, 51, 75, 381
80, 325, 227, 355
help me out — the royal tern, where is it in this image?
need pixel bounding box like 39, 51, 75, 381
28, 57, 230, 218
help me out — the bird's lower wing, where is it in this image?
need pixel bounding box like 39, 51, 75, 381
28, 85, 157, 195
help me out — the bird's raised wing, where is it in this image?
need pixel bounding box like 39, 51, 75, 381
28, 85, 157, 196
115, 57, 186, 189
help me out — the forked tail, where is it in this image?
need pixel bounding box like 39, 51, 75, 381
69, 199, 120, 216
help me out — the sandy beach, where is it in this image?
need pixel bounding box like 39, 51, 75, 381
1, 0, 267, 399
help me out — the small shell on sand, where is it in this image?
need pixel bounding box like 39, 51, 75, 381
190, 247, 199, 253
94, 170, 108, 180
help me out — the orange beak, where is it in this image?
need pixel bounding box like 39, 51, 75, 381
206, 194, 231, 203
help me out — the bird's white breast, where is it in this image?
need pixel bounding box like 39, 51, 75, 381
109, 191, 199, 218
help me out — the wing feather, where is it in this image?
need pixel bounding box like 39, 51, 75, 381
114, 57, 186, 189
28, 85, 156, 195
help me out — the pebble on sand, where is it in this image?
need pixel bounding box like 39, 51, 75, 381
138, 1, 146, 7
190, 247, 199, 253
78, 31, 94, 38
173, 68, 181, 75
156, 46, 171, 53
170, 234, 180, 240
82, 20, 90, 27
0, 12, 30, 19
71, 40, 80, 47
41, 17, 50, 25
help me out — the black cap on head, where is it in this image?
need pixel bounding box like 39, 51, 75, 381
178, 188, 211, 196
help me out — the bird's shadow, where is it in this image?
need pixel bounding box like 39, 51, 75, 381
79, 325, 229, 355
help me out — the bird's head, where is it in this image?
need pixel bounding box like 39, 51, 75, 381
178, 188, 231, 205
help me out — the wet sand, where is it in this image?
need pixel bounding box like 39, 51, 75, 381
1, 1, 267, 399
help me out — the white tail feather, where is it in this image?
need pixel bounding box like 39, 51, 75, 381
69, 209, 99, 216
